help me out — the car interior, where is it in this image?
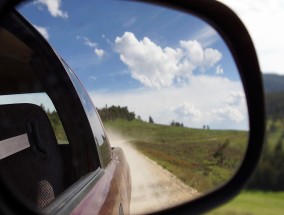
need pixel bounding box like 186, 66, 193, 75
0, 103, 64, 207
0, 12, 80, 209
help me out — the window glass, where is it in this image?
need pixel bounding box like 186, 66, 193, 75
0, 93, 68, 144
62, 60, 112, 167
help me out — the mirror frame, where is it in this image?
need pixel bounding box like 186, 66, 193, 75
0, 0, 265, 214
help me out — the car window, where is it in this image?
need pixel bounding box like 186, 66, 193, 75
62, 60, 112, 167
0, 93, 68, 144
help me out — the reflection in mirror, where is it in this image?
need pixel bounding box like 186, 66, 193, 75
19, 1, 248, 214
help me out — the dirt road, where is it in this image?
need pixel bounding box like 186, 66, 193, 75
107, 130, 200, 215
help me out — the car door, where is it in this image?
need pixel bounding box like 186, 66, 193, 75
0, 10, 130, 215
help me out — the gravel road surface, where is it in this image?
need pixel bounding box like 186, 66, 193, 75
107, 130, 200, 215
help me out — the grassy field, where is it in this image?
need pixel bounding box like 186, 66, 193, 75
266, 118, 284, 150
206, 191, 284, 215
105, 119, 248, 193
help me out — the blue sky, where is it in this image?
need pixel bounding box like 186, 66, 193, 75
17, 0, 248, 130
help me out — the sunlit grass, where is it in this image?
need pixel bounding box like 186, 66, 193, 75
105, 119, 247, 192
206, 191, 284, 215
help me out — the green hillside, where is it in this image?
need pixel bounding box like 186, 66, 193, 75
104, 119, 247, 192
263, 74, 284, 93
207, 191, 284, 215
266, 91, 284, 118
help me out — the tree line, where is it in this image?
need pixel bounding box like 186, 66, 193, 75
245, 92, 284, 191
40, 104, 67, 142
97, 105, 136, 122
247, 120, 284, 191
97, 105, 186, 127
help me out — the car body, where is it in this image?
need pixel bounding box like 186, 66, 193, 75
0, 10, 131, 215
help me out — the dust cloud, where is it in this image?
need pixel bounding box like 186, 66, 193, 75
106, 129, 200, 215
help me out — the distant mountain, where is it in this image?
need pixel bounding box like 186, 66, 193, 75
263, 74, 284, 93
265, 92, 284, 118
262, 74, 284, 117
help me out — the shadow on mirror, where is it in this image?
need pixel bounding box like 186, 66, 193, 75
16, 0, 249, 214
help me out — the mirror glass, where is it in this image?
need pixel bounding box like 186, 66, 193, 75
18, 0, 249, 214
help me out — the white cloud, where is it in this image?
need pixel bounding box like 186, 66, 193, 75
226, 91, 245, 105
78, 36, 105, 59
83, 37, 97, 48
33, 24, 49, 40
94, 48, 105, 58
212, 106, 244, 123
216, 65, 224, 75
173, 102, 245, 126
219, 0, 284, 74
169, 77, 246, 126
90, 75, 248, 130
174, 103, 202, 123
180, 40, 222, 68
34, 0, 68, 18
114, 32, 222, 89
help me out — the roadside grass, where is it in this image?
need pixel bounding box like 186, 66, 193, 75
104, 119, 248, 192
266, 118, 284, 150
206, 191, 284, 215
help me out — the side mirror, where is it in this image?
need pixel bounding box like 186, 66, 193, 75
0, 0, 265, 214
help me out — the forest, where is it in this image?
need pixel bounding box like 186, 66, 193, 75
246, 91, 284, 190
97, 105, 136, 122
